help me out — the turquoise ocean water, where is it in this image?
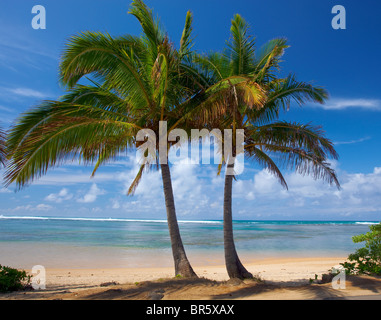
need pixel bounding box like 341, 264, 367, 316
0, 215, 378, 269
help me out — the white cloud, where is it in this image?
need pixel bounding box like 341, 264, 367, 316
11, 203, 53, 212
314, 98, 381, 111
6, 87, 48, 99
45, 188, 73, 203
119, 166, 162, 199
0, 105, 13, 113
0, 24, 58, 71
253, 170, 281, 195
171, 159, 202, 200
111, 199, 120, 209
334, 136, 371, 145
210, 201, 220, 209
231, 164, 381, 219
35, 204, 53, 211
34, 172, 120, 186
116, 156, 218, 217
0, 188, 11, 194
338, 167, 381, 202
2, 144, 379, 220
77, 184, 105, 203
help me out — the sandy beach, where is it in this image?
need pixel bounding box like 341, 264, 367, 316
1, 256, 381, 300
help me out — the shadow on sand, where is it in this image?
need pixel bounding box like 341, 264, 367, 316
66, 274, 381, 300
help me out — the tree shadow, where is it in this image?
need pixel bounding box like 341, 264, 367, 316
4, 274, 381, 300
345, 274, 381, 294
74, 277, 346, 300
81, 277, 220, 300
210, 275, 381, 300
209, 281, 343, 300
0, 283, 100, 300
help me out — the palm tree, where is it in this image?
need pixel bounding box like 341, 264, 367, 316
5, 0, 198, 278
0, 127, 6, 167
186, 14, 340, 279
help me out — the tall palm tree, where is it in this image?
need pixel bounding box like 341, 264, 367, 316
5, 0, 198, 278
185, 14, 340, 279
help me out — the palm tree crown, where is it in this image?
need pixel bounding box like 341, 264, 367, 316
185, 14, 340, 278
5, 0, 199, 278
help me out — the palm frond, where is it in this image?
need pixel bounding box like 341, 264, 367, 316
59, 31, 152, 108
245, 121, 340, 188
258, 144, 340, 189
227, 14, 256, 75
246, 121, 338, 160
253, 38, 289, 83
252, 74, 329, 125
127, 163, 146, 196
6, 118, 135, 188
6, 0, 206, 197
0, 127, 6, 167
267, 74, 328, 108
245, 146, 288, 189
128, 0, 164, 62
192, 52, 230, 83
5, 91, 138, 189
179, 11, 194, 58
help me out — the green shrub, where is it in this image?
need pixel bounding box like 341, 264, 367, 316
0, 265, 31, 292
341, 223, 381, 275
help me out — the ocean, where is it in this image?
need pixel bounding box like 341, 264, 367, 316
0, 215, 378, 269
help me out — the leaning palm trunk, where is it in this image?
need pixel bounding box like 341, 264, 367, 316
224, 163, 253, 279
161, 163, 197, 278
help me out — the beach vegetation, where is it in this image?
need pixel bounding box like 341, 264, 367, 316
341, 223, 381, 275
0, 265, 31, 293
309, 274, 319, 284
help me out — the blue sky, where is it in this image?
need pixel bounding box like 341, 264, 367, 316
0, 0, 381, 221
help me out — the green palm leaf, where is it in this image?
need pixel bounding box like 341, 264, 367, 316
0, 127, 6, 167
6, 111, 136, 188
186, 12, 339, 279
245, 121, 340, 188
179, 11, 194, 58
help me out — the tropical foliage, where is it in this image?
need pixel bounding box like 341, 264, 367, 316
0, 265, 31, 293
3, 1, 340, 280
184, 14, 340, 278
5, 0, 199, 278
341, 223, 381, 275
0, 127, 5, 167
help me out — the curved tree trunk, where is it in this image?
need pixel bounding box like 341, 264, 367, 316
161, 163, 197, 278
224, 163, 253, 279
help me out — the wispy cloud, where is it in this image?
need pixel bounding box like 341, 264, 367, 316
6, 87, 49, 99
334, 136, 371, 146
0, 38, 57, 61
0, 188, 11, 194
0, 23, 58, 70
34, 172, 120, 186
10, 203, 53, 212
0, 105, 14, 113
316, 98, 381, 111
